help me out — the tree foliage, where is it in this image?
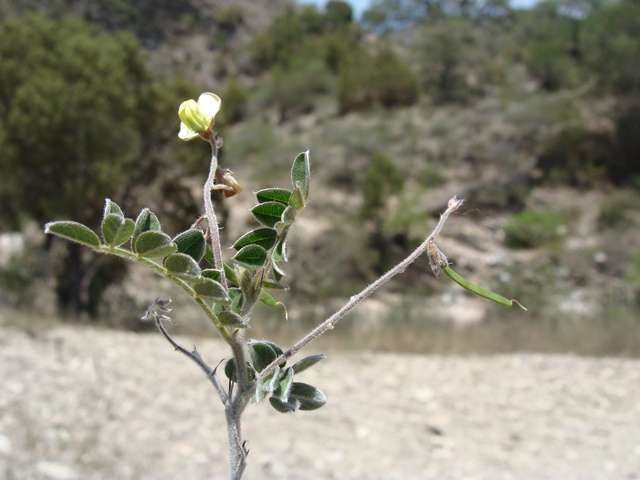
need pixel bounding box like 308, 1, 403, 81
0, 13, 196, 315
584, 0, 640, 94
0, 13, 148, 229
338, 45, 418, 113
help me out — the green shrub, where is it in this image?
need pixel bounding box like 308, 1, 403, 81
584, 0, 640, 94
524, 39, 577, 91
246, 6, 333, 72
418, 19, 486, 104
372, 46, 419, 108
264, 59, 333, 123
214, 6, 244, 41
614, 105, 640, 185
536, 126, 615, 187
338, 46, 418, 113
504, 209, 567, 248
326, 1, 353, 26
337, 47, 375, 112
361, 151, 404, 220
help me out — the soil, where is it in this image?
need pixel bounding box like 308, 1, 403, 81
1, 324, 639, 480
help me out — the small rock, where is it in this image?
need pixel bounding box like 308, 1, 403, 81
0, 433, 12, 455
36, 461, 79, 480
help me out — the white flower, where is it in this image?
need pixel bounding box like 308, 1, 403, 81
178, 93, 221, 141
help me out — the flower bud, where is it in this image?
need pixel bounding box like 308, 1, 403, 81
179, 100, 210, 133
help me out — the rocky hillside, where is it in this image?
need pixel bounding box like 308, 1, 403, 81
0, 0, 638, 355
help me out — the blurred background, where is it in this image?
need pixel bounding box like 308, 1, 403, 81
0, 0, 639, 355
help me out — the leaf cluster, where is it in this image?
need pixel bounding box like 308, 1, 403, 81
225, 340, 327, 412
44, 151, 328, 413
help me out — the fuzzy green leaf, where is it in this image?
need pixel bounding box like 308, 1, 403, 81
289, 382, 327, 411
102, 214, 135, 247
291, 354, 327, 374
259, 291, 280, 308
252, 202, 287, 228
274, 367, 295, 400
232, 228, 278, 251
44, 221, 100, 248
249, 340, 283, 373
269, 396, 301, 413
164, 253, 202, 281
256, 188, 291, 205
264, 366, 282, 394
253, 374, 271, 404
202, 268, 222, 281
291, 150, 310, 200
218, 311, 247, 327
214, 287, 243, 314
276, 205, 296, 228
233, 244, 268, 269
271, 258, 286, 282
133, 208, 161, 251
273, 230, 288, 262
193, 278, 230, 303
225, 358, 255, 383
103, 198, 124, 219
135, 231, 176, 258
204, 245, 215, 268
263, 278, 288, 290
173, 229, 206, 263
224, 263, 238, 284
289, 186, 305, 211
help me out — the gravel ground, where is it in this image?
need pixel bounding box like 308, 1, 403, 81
1, 325, 639, 480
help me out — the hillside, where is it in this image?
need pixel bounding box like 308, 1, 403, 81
0, 0, 639, 355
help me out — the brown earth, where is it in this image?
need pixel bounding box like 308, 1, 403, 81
1, 324, 639, 480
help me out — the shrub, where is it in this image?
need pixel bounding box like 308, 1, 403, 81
524, 39, 577, 91
338, 46, 418, 113
214, 6, 244, 42
584, 0, 640, 94
536, 126, 615, 187
372, 46, 419, 108
361, 151, 404, 220
264, 59, 333, 123
325, 1, 353, 27
419, 19, 485, 104
337, 47, 376, 112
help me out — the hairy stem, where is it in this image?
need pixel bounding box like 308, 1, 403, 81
226, 387, 253, 480
201, 136, 254, 479
204, 140, 228, 291
260, 196, 464, 378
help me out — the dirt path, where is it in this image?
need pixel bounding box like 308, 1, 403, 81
1, 325, 639, 479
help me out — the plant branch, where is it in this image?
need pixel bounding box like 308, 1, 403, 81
151, 309, 228, 401
204, 137, 228, 291
260, 196, 464, 378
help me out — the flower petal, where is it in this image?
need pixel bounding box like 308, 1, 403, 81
179, 99, 210, 133
198, 93, 222, 119
178, 122, 198, 140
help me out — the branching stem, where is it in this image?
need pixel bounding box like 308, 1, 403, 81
152, 312, 228, 400
260, 196, 464, 378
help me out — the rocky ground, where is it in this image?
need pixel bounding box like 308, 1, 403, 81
1, 323, 639, 480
